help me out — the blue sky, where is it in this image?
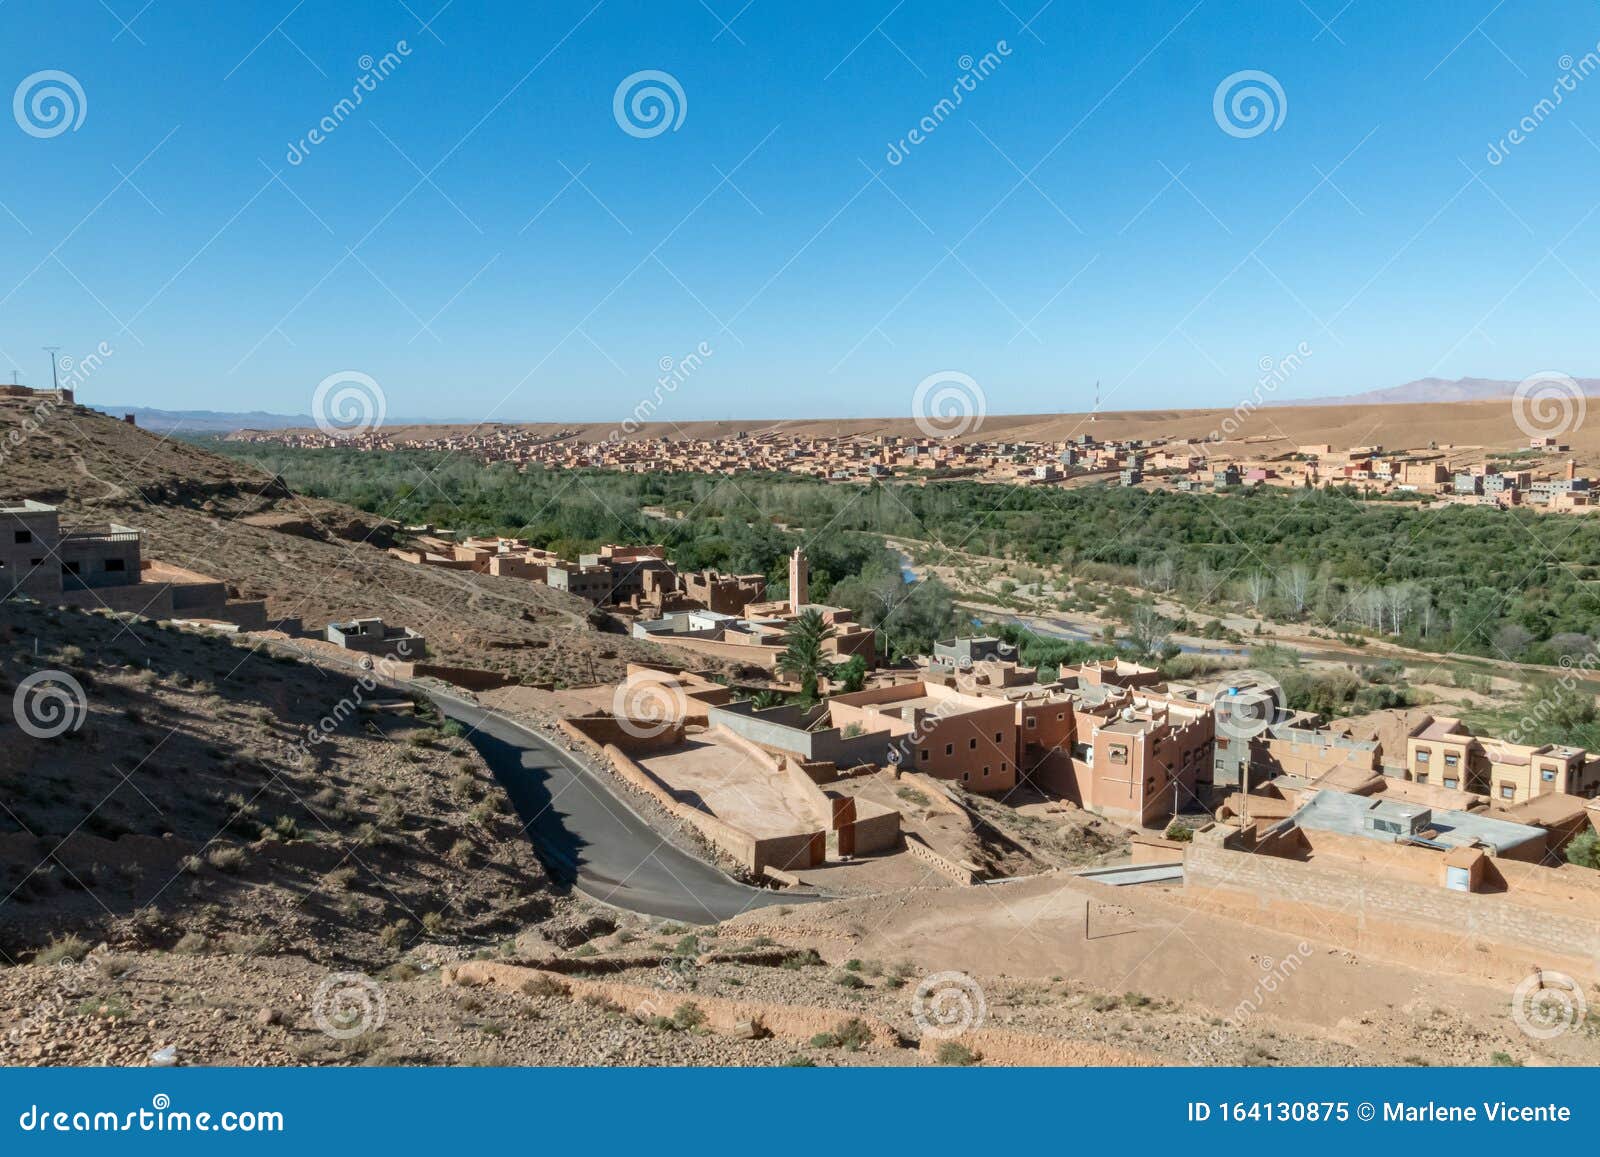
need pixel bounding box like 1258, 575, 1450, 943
2, 0, 1599, 421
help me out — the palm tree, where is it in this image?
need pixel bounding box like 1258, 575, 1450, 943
777, 608, 836, 703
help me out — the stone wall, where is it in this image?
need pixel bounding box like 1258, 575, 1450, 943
904, 833, 979, 885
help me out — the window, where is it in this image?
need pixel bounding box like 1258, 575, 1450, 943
994, 732, 1003, 744
969, 738, 977, 750
1541, 766, 1557, 782
1215, 758, 1225, 770
63, 561, 80, 574
1416, 748, 1431, 764
1108, 744, 1128, 765
1443, 777, 1458, 790
944, 743, 953, 756
1499, 783, 1516, 800
961, 772, 970, 783
1056, 712, 1064, 721
13, 530, 31, 544
919, 749, 929, 762
1415, 774, 1428, 785
1025, 717, 1036, 730
104, 558, 125, 572
1443, 752, 1458, 768
982, 766, 990, 777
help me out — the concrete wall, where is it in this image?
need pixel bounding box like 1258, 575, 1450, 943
561, 715, 684, 753
1185, 840, 1600, 984
846, 797, 902, 855
707, 700, 894, 768
56, 583, 176, 618
1130, 834, 1188, 865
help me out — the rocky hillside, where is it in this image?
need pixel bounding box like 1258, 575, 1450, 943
0, 396, 674, 687
0, 598, 554, 968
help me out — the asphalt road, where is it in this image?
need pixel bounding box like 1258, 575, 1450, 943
432, 695, 821, 925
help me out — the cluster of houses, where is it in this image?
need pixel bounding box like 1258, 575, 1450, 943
229, 424, 1599, 513
389, 529, 880, 673
390, 531, 770, 615
229, 424, 1161, 483
10, 481, 1600, 973
596, 632, 1600, 841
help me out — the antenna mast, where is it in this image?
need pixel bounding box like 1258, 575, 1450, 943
43, 347, 61, 392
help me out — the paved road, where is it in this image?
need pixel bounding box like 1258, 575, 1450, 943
432, 695, 822, 925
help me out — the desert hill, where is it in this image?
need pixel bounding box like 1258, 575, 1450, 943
0, 396, 673, 687
0, 598, 550, 969
239, 396, 1592, 459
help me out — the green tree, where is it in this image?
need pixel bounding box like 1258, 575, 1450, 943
1566, 829, 1600, 870
778, 609, 836, 703
834, 653, 868, 693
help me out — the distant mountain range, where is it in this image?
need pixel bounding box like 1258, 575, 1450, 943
93, 406, 470, 434
93, 406, 317, 433
1276, 376, 1600, 406
96, 376, 1600, 433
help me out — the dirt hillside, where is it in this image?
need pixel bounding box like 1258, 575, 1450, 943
0, 396, 674, 687
248, 396, 1585, 458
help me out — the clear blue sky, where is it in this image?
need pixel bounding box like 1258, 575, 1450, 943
2, 0, 1599, 421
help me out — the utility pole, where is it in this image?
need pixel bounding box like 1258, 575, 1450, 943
43, 347, 61, 392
